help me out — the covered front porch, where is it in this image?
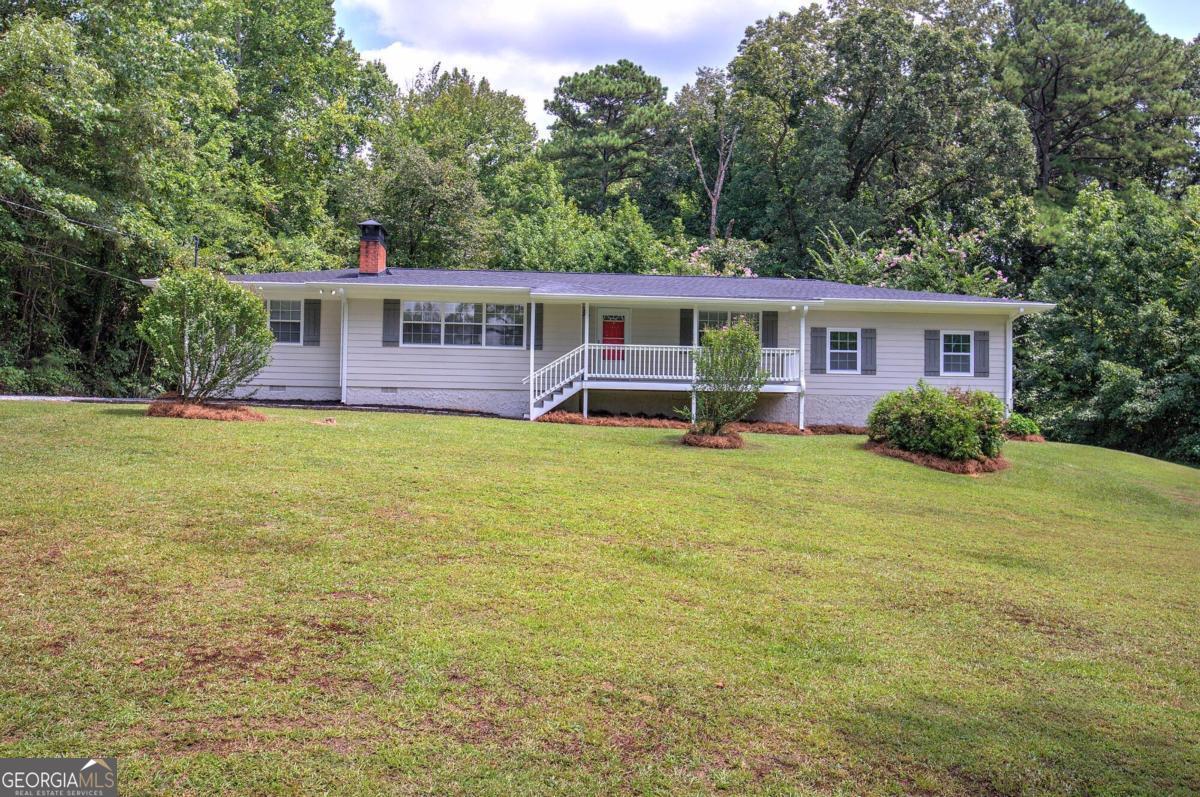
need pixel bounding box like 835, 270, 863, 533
526, 300, 806, 421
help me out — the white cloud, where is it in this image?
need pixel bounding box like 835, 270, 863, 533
341, 0, 786, 134
362, 42, 586, 135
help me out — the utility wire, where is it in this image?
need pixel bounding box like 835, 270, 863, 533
14, 244, 147, 289
1, 196, 185, 288
0, 196, 138, 240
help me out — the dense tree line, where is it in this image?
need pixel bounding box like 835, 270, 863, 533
1, 0, 1197, 463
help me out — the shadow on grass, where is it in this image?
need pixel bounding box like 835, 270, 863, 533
835, 691, 1199, 795
98, 407, 147, 418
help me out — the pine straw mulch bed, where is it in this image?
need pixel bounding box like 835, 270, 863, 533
681, 431, 744, 449
1006, 433, 1046, 442
147, 400, 267, 422
864, 440, 1010, 476
537, 411, 866, 437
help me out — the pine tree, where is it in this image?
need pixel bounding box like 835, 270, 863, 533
543, 60, 670, 213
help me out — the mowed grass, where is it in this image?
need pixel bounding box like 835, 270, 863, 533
0, 401, 1198, 796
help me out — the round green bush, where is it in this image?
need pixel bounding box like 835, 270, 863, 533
951, 388, 1007, 458
1005, 412, 1041, 437
137, 267, 274, 402
867, 381, 1007, 461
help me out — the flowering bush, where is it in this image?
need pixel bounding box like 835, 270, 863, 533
655, 235, 773, 277
810, 215, 1011, 297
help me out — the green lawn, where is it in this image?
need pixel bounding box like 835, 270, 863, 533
0, 400, 1197, 796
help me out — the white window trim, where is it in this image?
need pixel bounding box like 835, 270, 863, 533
269, 299, 303, 346
399, 300, 526, 349
827, 327, 861, 374
940, 330, 974, 377
483, 303, 526, 349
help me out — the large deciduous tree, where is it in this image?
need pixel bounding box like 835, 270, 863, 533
728, 2, 1033, 270
544, 60, 671, 214
365, 144, 495, 269
394, 65, 536, 194
1022, 184, 1200, 464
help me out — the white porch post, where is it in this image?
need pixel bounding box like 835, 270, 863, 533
1005, 311, 1018, 415
528, 300, 537, 420
582, 302, 590, 417
799, 305, 808, 429
339, 290, 348, 405
583, 303, 590, 377
690, 305, 700, 423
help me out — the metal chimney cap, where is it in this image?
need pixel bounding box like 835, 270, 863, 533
358, 220, 387, 240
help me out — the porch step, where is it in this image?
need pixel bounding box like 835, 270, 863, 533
530, 379, 583, 420
535, 380, 579, 409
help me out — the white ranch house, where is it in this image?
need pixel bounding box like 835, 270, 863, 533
147, 221, 1053, 425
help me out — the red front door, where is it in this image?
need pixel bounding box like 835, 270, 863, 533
601, 315, 625, 360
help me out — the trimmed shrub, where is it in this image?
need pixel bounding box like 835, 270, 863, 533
1005, 412, 1041, 437
680, 320, 768, 437
137, 268, 273, 403
867, 381, 1006, 462
950, 387, 1007, 459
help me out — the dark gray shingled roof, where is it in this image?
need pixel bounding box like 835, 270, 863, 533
226, 267, 1042, 305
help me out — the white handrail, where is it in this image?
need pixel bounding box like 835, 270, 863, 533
527, 344, 588, 405
525, 343, 801, 409
585, 344, 799, 382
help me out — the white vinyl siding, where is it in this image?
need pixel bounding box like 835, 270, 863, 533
346, 296, 578, 390
245, 296, 341, 389
235, 297, 1010, 414
803, 311, 1006, 400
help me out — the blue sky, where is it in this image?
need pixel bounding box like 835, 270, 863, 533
333, 0, 1200, 135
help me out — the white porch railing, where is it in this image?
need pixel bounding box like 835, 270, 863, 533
585, 344, 800, 383
525, 343, 801, 418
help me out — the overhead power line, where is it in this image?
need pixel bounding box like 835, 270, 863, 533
0, 196, 135, 240
14, 246, 147, 292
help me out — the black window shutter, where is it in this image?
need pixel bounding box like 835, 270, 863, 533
679, 309, 694, 346
974, 330, 990, 377
382, 299, 401, 347
810, 327, 826, 374
762, 311, 778, 348
303, 299, 321, 346
924, 330, 940, 375
534, 303, 544, 350
861, 328, 876, 374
